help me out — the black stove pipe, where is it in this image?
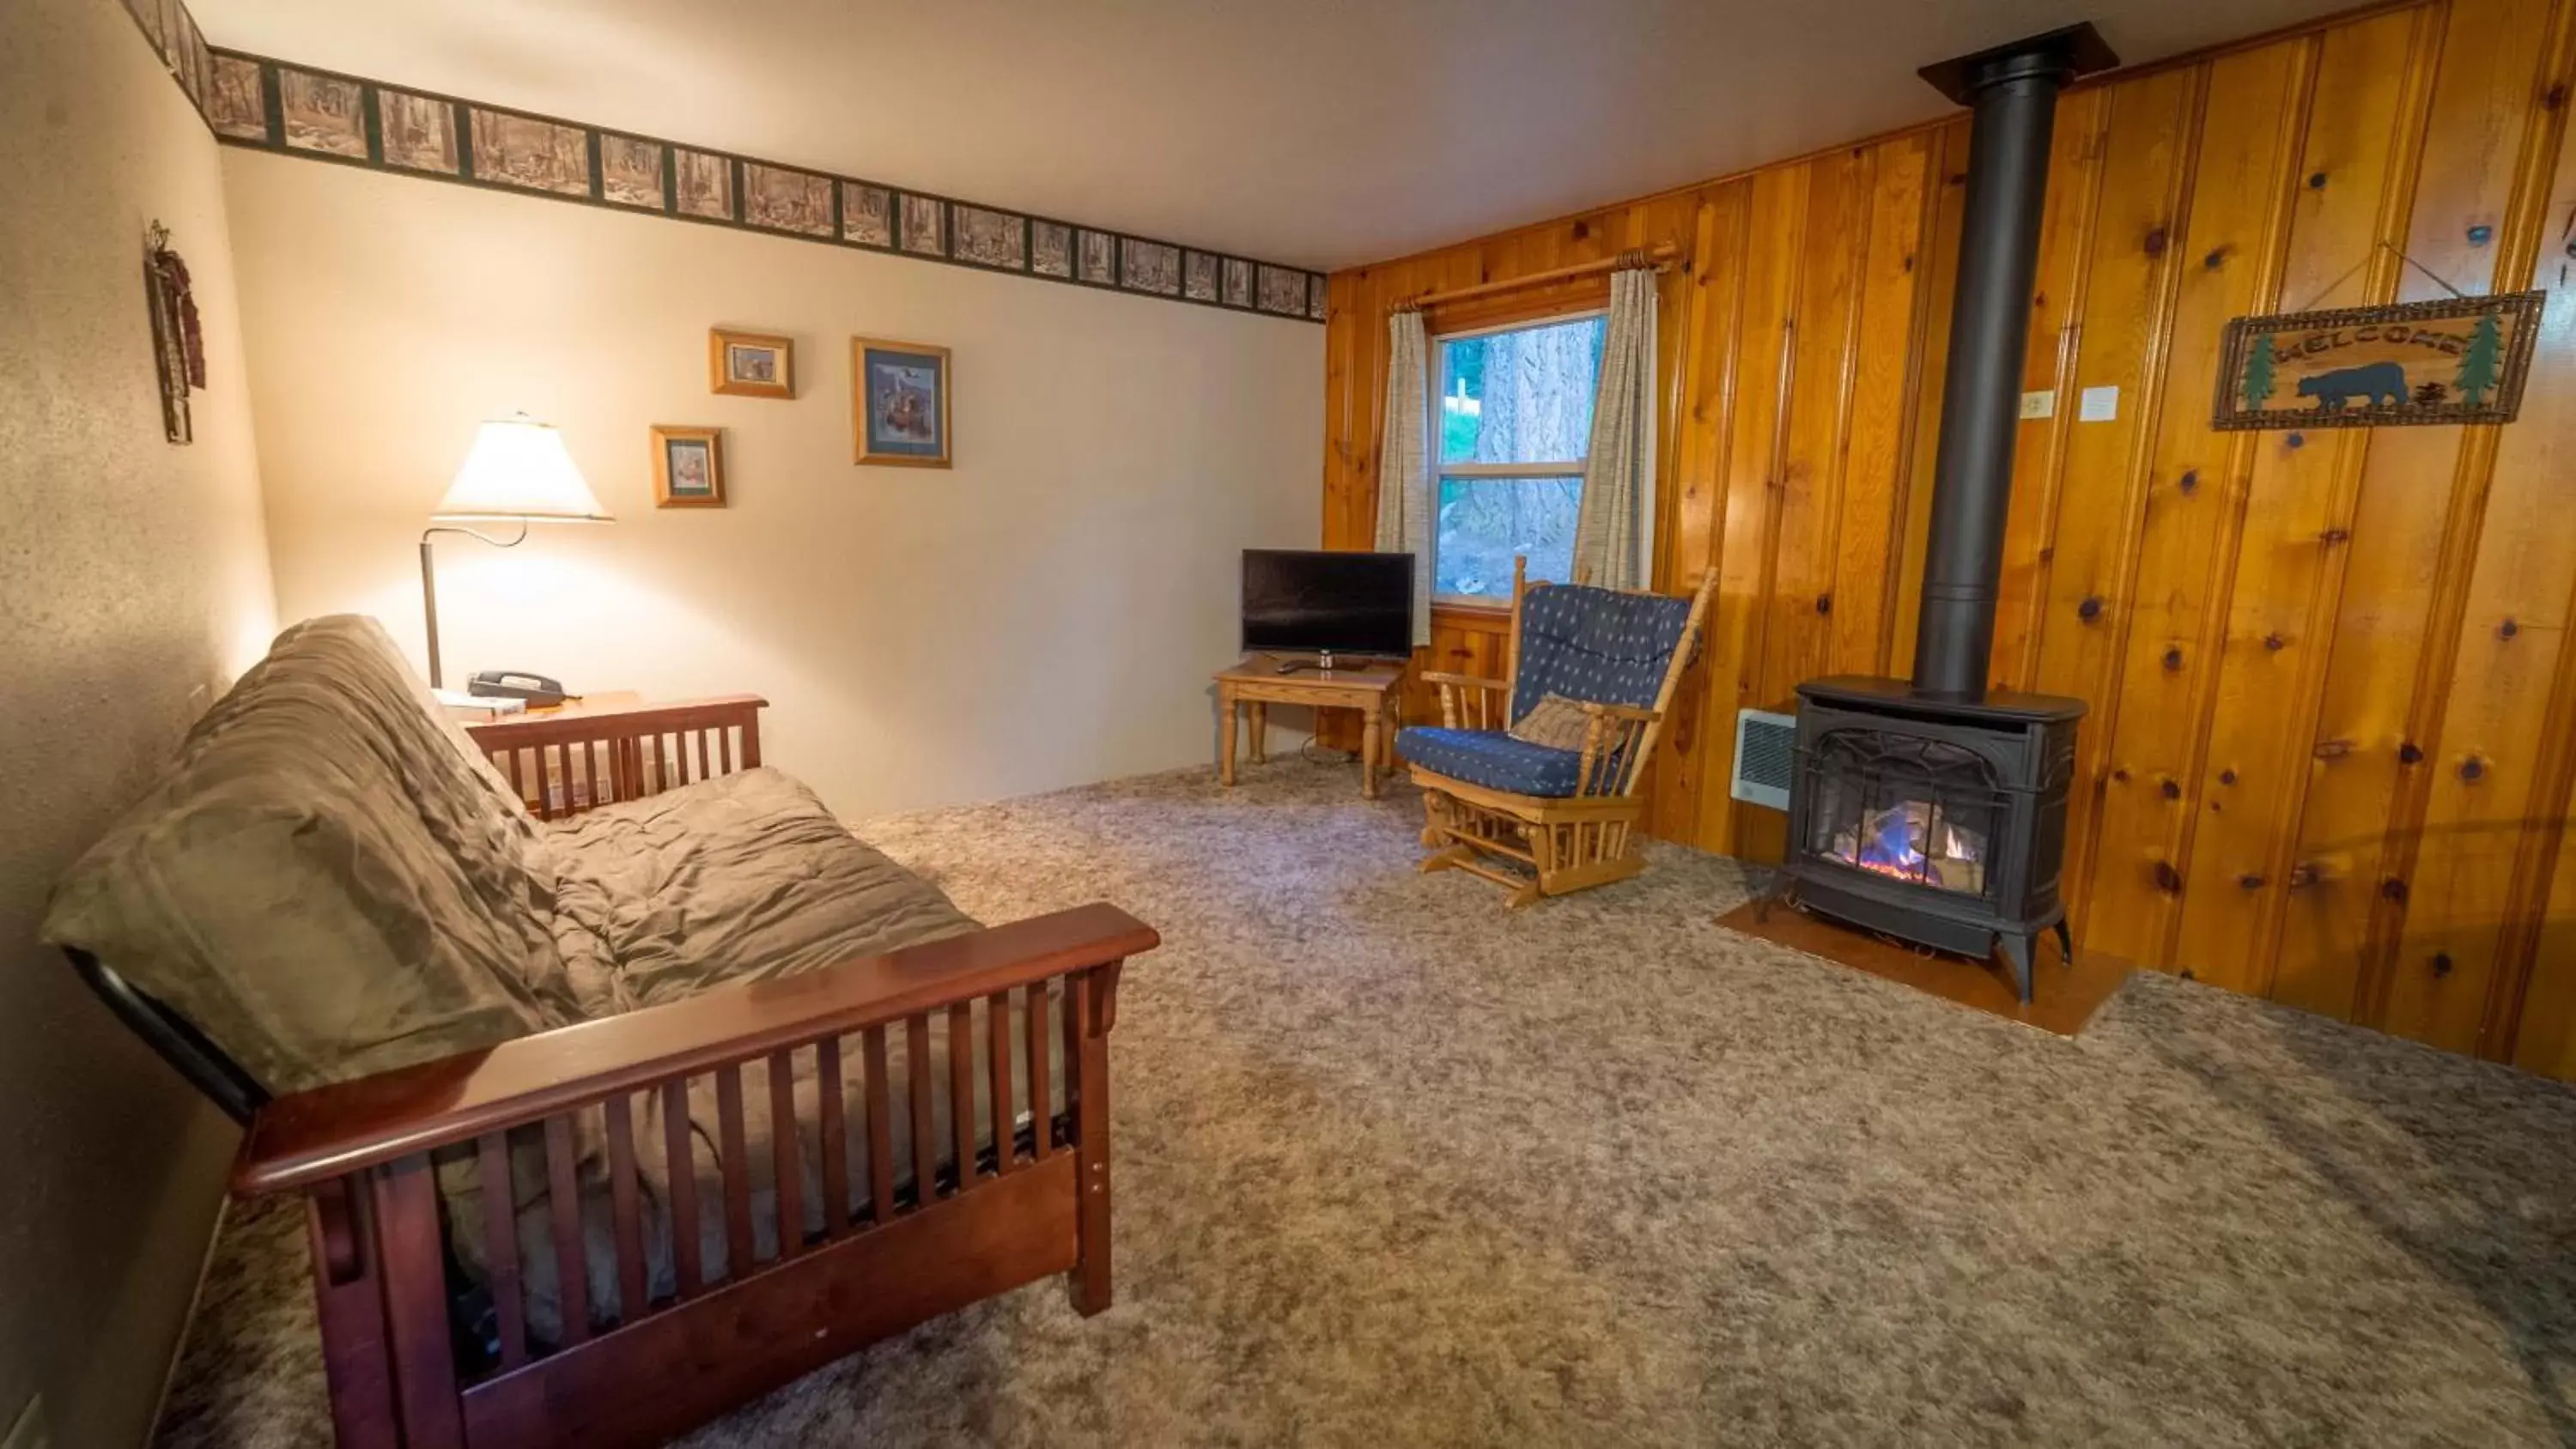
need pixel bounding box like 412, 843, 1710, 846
1910, 25, 2116, 700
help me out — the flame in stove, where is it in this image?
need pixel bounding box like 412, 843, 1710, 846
1828, 800, 1988, 892
1858, 807, 1927, 879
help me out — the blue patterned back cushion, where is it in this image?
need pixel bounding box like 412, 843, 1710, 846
1510, 585, 1696, 723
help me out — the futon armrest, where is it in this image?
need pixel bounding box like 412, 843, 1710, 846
233, 902, 1158, 1196
462, 694, 768, 753
465, 694, 771, 816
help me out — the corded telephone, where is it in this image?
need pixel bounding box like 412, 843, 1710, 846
466, 670, 569, 706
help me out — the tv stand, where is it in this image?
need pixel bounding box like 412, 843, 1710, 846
1215, 655, 1405, 798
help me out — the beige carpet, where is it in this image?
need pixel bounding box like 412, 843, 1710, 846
156, 758, 2576, 1446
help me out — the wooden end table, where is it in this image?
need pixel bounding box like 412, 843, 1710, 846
1214, 656, 1406, 798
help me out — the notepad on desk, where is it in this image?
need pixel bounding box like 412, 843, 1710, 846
433, 688, 526, 721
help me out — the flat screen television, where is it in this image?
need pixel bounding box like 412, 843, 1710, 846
1241, 549, 1413, 661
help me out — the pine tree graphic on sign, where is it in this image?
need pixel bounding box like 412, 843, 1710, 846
2456, 312, 2503, 408
2241, 333, 2279, 410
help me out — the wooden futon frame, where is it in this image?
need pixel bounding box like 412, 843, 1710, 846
82, 697, 1156, 1448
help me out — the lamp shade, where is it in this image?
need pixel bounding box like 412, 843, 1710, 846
434, 415, 611, 522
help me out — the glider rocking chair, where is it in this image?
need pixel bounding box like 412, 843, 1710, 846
1396, 558, 1716, 907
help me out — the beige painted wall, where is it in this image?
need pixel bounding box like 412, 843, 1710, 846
0, 0, 277, 1443
224, 152, 1322, 820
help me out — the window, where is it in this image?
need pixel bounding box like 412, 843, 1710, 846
1431, 312, 1605, 603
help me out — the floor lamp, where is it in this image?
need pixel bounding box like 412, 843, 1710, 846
422, 414, 612, 689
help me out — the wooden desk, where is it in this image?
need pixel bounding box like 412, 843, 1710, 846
1214, 656, 1405, 798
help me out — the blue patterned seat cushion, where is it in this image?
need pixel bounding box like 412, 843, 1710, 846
1509, 585, 1697, 724
1396, 726, 1589, 797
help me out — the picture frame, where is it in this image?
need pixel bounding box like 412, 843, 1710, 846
851, 336, 951, 468
709, 328, 794, 399
652, 425, 726, 506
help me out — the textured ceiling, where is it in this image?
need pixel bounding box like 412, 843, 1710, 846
191, 0, 2357, 270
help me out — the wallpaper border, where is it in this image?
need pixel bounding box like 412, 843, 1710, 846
107, 0, 1328, 324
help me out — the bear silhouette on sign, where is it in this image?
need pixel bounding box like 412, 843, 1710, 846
2296, 361, 2407, 410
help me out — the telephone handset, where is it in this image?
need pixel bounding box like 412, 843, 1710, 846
465, 670, 569, 706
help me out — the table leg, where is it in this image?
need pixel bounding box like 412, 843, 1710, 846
1362, 704, 1383, 799
1219, 687, 1237, 786
1249, 702, 1267, 764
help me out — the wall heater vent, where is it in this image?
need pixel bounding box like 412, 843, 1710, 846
1731, 708, 1798, 810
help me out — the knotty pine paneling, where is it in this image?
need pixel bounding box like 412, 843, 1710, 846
1319, 0, 2576, 1078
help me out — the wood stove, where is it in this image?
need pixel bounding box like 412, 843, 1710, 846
1769, 24, 2114, 1000
1783, 678, 2080, 999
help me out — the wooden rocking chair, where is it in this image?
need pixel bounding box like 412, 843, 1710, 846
1397, 558, 1716, 907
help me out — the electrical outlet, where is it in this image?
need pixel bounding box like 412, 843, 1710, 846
3, 1393, 51, 1449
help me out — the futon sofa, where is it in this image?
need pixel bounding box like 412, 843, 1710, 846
44, 615, 1156, 1449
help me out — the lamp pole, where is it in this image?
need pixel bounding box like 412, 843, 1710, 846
417, 519, 527, 689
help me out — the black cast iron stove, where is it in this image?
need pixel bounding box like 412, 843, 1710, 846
1771, 23, 2117, 1001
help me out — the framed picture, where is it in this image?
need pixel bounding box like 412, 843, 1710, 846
470, 109, 592, 196
652, 425, 726, 506
842, 183, 894, 247
851, 336, 951, 468
709, 328, 793, 398
206, 54, 268, 142
278, 69, 367, 157
378, 89, 459, 175
599, 135, 664, 209
744, 164, 833, 237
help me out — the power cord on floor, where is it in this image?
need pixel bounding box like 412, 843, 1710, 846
1296, 731, 1363, 767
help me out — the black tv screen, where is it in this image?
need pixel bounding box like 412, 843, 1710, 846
1241, 549, 1413, 658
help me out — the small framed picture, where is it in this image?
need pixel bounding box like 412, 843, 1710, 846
652, 425, 726, 506
851, 336, 951, 468
709, 328, 793, 398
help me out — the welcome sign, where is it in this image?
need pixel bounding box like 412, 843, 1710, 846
2211, 291, 2543, 429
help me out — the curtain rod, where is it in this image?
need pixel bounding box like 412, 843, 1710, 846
1395, 244, 1680, 312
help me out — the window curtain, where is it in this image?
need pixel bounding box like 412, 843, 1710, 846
1571, 267, 1658, 591
1374, 308, 1434, 646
